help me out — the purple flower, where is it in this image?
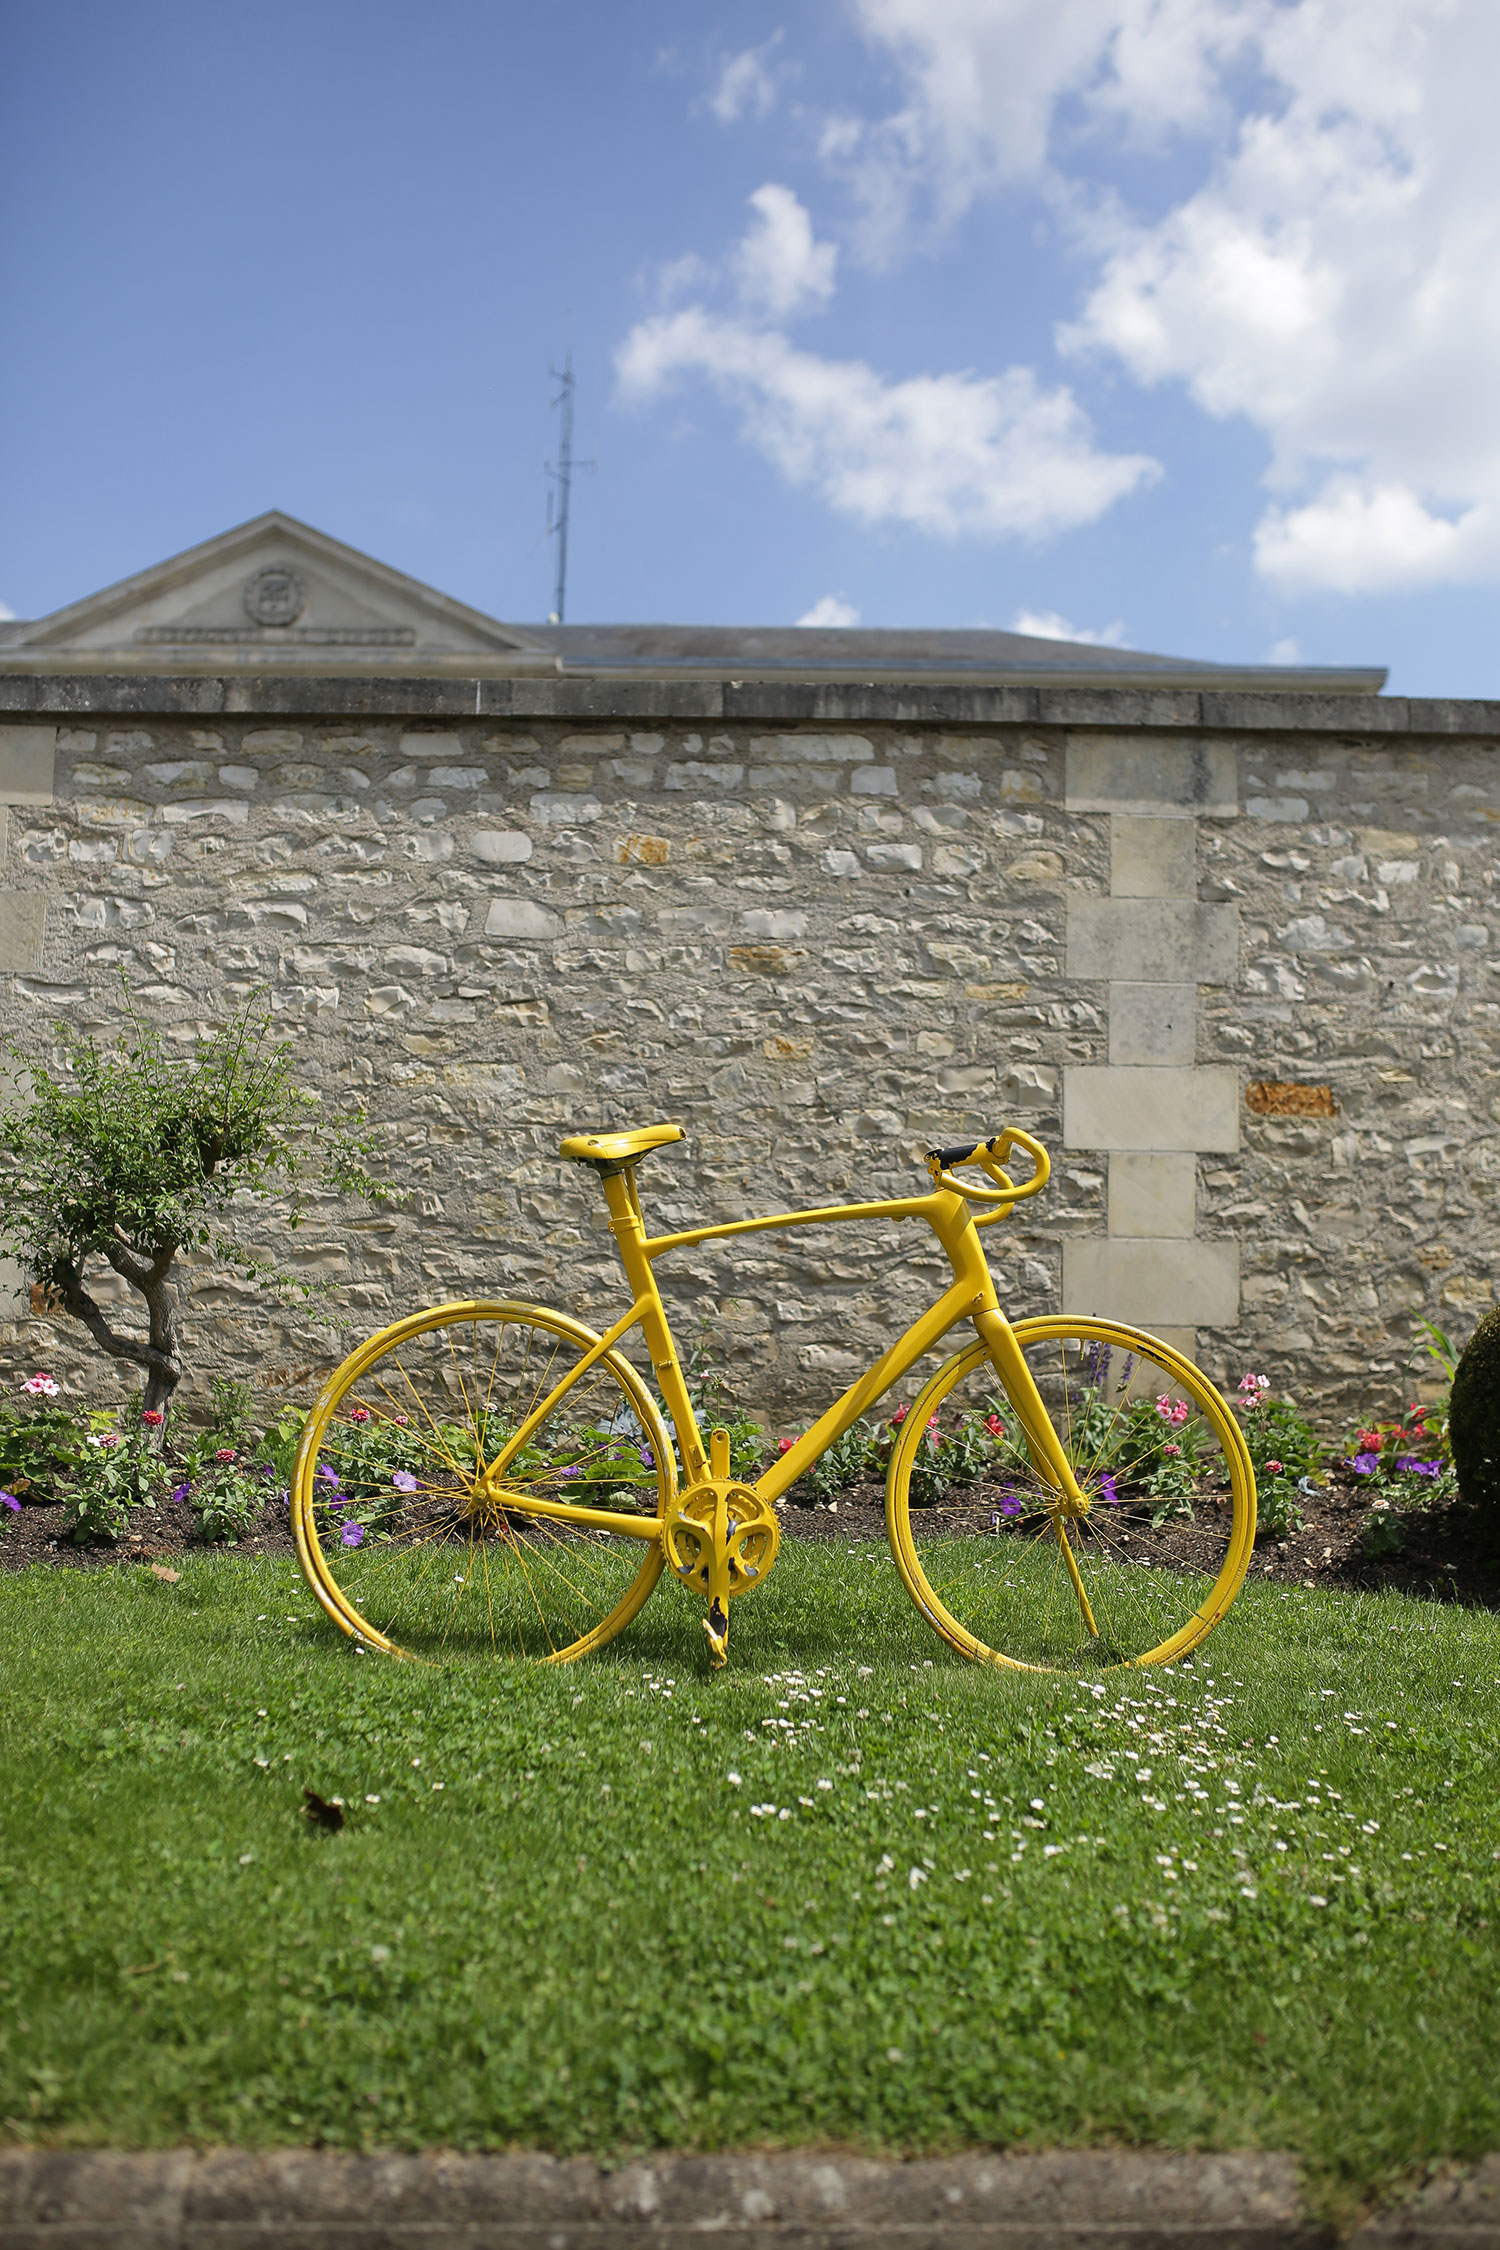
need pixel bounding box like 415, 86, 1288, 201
999, 1491, 1022, 1516
1396, 1456, 1442, 1478
1348, 1453, 1380, 1475
0, 1491, 19, 1513
1099, 1472, 1119, 1506
341, 1521, 364, 1546
638, 1446, 654, 1468
316, 1462, 340, 1489
559, 1464, 583, 1479
391, 1470, 418, 1493
169, 1483, 191, 1505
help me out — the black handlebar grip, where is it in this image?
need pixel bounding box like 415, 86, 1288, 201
930, 1138, 994, 1169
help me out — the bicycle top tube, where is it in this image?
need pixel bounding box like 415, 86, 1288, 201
557, 1117, 1048, 1255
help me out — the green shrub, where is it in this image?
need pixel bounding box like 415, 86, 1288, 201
0, 1379, 90, 1504
1448, 1306, 1500, 1541
797, 1416, 884, 1504
65, 1411, 163, 1544
0, 988, 384, 1421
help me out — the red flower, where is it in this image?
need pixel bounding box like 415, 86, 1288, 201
777, 1436, 795, 1455
890, 1404, 909, 1427
141, 1408, 164, 1426
984, 1413, 1005, 1437
215, 1447, 236, 1463
1266, 1458, 1284, 1474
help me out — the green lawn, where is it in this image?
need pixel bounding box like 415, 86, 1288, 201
1, 1544, 1496, 2210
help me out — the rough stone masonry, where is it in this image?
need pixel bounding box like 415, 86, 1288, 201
0, 676, 1494, 1430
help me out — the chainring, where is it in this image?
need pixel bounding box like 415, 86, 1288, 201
663, 1480, 781, 1604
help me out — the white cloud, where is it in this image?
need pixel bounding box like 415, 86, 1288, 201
1267, 636, 1301, 664
0, 601, 14, 623
797, 594, 861, 627
709, 34, 782, 124
1012, 608, 1128, 645
832, 0, 1253, 258
842, 0, 1500, 593
616, 308, 1158, 539
733, 185, 837, 319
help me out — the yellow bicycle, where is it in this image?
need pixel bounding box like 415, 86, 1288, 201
292, 1123, 1256, 1673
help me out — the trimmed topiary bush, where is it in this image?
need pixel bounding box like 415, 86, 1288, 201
1447, 1307, 1500, 1541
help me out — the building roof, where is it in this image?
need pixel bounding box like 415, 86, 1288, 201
0, 510, 1387, 694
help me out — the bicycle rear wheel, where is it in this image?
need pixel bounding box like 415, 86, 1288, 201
293, 1300, 673, 1662
887, 1319, 1255, 1671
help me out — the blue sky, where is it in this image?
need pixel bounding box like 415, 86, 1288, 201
4, 0, 1497, 694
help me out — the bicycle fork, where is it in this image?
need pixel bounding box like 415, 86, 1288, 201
973, 1309, 1100, 1640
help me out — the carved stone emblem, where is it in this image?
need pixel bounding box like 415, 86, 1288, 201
243, 566, 307, 627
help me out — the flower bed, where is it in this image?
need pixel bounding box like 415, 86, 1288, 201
3, 1352, 1493, 1609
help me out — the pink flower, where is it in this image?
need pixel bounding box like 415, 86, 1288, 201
347, 1406, 371, 1424
99, 1431, 121, 1449
394, 1415, 410, 1427
215, 1447, 236, 1463
1156, 1395, 1190, 1425
23, 1373, 59, 1398
1164, 1441, 1182, 1457
890, 1404, 909, 1427
1266, 1459, 1284, 1474
141, 1408, 164, 1427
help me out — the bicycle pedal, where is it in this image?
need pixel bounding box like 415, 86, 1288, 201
703, 1599, 730, 1667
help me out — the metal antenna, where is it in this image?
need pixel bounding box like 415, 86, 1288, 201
544, 349, 593, 624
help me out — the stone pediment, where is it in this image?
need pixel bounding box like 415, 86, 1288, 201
9, 511, 557, 676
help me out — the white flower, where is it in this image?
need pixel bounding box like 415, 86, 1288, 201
727, 1771, 742, 1786
908, 1867, 927, 1890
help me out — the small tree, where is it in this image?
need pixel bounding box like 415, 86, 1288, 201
0, 991, 385, 1421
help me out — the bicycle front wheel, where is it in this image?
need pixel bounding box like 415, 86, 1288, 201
887, 1319, 1255, 1672
293, 1300, 673, 1662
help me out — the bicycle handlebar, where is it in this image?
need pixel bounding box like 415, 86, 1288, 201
924, 1126, 1051, 1213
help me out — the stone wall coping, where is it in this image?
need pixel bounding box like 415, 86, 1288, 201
6, 671, 1500, 739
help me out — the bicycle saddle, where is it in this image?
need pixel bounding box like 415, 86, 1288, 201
559, 1121, 685, 1170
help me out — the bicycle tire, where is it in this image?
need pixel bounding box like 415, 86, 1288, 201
292, 1299, 673, 1662
886, 1318, 1256, 1672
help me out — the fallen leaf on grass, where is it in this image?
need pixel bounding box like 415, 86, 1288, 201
303, 1789, 345, 1832
149, 1564, 181, 1583
121, 1958, 167, 1977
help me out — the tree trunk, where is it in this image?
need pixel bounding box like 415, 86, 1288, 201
57, 1239, 183, 1436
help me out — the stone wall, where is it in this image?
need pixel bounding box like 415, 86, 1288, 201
0, 677, 1496, 1431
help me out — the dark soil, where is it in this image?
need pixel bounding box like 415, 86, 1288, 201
777, 1467, 1500, 1609
0, 1492, 299, 1574
5, 1465, 1496, 1608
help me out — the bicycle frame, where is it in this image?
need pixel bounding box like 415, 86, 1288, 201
478, 1165, 1089, 1538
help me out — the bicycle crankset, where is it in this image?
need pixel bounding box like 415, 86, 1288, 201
662, 1453, 781, 1667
